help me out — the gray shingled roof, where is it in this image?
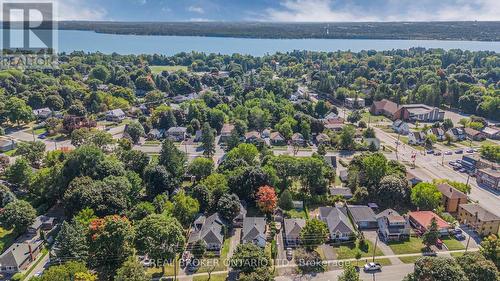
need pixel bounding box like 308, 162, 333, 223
284, 218, 306, 238
188, 213, 225, 245
242, 217, 266, 242
319, 207, 355, 236
347, 205, 377, 223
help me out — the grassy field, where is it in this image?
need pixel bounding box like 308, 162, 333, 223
335, 240, 384, 259
388, 237, 425, 255
150, 65, 188, 74
398, 255, 422, 264
197, 238, 231, 273
361, 112, 390, 123
192, 273, 228, 281
0, 228, 15, 253
442, 238, 465, 251
285, 209, 308, 220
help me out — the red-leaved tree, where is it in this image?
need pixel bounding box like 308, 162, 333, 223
256, 185, 277, 214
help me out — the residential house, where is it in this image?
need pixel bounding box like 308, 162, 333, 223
318, 206, 356, 241
32, 107, 52, 119
346, 205, 378, 229
188, 213, 226, 252
0, 240, 43, 274
408, 211, 450, 236
436, 183, 468, 213
339, 170, 349, 182
0, 138, 16, 152
241, 217, 267, 248
166, 127, 187, 142
464, 127, 486, 141
220, 124, 235, 143
244, 131, 261, 143
370, 99, 399, 119
329, 188, 353, 199
376, 209, 410, 242
322, 112, 339, 123
482, 127, 500, 140
427, 127, 446, 141
476, 168, 500, 190
324, 123, 345, 132
458, 204, 500, 236
262, 128, 271, 139
147, 129, 163, 140
283, 218, 306, 248
233, 201, 247, 228
345, 98, 365, 108
105, 109, 126, 122
28, 215, 56, 235
270, 132, 286, 146
392, 120, 410, 135
323, 155, 337, 169
315, 133, 330, 145
446, 128, 466, 141
291, 133, 306, 146
408, 131, 426, 145
393, 104, 445, 122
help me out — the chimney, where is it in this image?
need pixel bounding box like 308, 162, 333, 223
28, 244, 34, 261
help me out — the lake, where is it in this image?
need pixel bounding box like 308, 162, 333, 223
13, 30, 500, 55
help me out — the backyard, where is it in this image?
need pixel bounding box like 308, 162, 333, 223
0, 227, 15, 253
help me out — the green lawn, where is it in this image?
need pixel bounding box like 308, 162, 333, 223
0, 228, 16, 253
335, 240, 384, 259
33, 128, 47, 135
399, 255, 422, 264
361, 112, 390, 123
3, 149, 17, 156
193, 273, 228, 281
146, 255, 180, 278
442, 237, 465, 251
197, 238, 231, 273
285, 209, 308, 219
150, 65, 188, 74
388, 237, 425, 255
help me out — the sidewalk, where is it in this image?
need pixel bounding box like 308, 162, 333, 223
363, 231, 401, 265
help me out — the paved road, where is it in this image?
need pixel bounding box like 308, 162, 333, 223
363, 231, 401, 265
275, 263, 414, 281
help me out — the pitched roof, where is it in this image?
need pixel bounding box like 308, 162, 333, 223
284, 218, 306, 238
376, 209, 406, 224
292, 133, 304, 141
167, 127, 187, 133
436, 183, 467, 200
106, 108, 125, 116
242, 217, 266, 242
372, 99, 398, 114
316, 133, 330, 142
0, 240, 43, 268
464, 127, 482, 136
459, 204, 500, 222
188, 213, 225, 245
319, 206, 355, 235
221, 124, 235, 135
270, 132, 285, 141
245, 131, 261, 139
347, 205, 377, 223
408, 211, 449, 230
329, 187, 353, 197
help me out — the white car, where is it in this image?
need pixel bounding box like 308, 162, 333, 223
363, 262, 382, 272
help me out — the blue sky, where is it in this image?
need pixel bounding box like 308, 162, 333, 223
54, 0, 500, 21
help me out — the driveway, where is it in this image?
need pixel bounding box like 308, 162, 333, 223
363, 231, 402, 265
227, 228, 241, 259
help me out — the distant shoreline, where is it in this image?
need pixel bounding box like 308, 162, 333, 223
3, 21, 500, 42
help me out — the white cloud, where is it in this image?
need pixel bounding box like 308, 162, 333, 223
264, 0, 500, 22
188, 5, 205, 14
54, 0, 107, 21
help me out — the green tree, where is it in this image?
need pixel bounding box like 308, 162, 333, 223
278, 189, 294, 210
238, 267, 274, 281
187, 157, 214, 181
456, 252, 499, 281
14, 141, 46, 166
33, 261, 96, 281
201, 122, 216, 157
90, 65, 110, 82
158, 138, 187, 179
0, 184, 16, 208
135, 214, 185, 274
376, 175, 410, 208
125, 121, 145, 144
422, 218, 440, 249
481, 234, 500, 267
168, 191, 200, 227
4, 157, 33, 187
338, 264, 360, 281
0, 200, 36, 233
339, 125, 356, 150
55, 221, 89, 262
300, 219, 328, 250
405, 257, 467, 281
217, 193, 241, 222
5, 97, 34, 126
115, 256, 149, 281
411, 182, 442, 211
230, 243, 270, 273
192, 240, 207, 259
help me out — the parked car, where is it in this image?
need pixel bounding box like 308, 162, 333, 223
454, 233, 466, 240
445, 151, 453, 155
426, 150, 434, 154
459, 168, 467, 173
455, 149, 463, 154
466, 149, 474, 153
434, 151, 442, 156
436, 238, 443, 249
453, 165, 462, 171
286, 248, 293, 261
363, 262, 382, 272
423, 251, 437, 257
452, 228, 463, 234
448, 161, 457, 166
38, 133, 47, 139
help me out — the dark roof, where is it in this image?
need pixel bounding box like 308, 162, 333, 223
460, 204, 500, 222
284, 218, 306, 238
242, 217, 266, 242
188, 213, 225, 245
347, 205, 377, 223
329, 187, 353, 198
319, 206, 355, 235
437, 183, 467, 200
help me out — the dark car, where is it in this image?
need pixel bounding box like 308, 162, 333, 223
423, 251, 437, 257
426, 150, 434, 154
38, 133, 47, 139
434, 151, 442, 156
455, 149, 463, 154
454, 233, 466, 240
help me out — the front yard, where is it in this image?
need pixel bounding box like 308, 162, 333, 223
192, 273, 228, 281
387, 237, 425, 255
197, 237, 231, 273
442, 237, 465, 251
334, 240, 384, 260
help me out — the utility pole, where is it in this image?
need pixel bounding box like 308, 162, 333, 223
372, 234, 378, 262
395, 133, 401, 161
465, 235, 471, 252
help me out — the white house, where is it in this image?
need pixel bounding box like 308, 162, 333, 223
392, 120, 410, 135
105, 109, 126, 122
408, 131, 426, 145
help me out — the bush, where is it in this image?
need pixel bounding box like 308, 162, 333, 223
295, 248, 324, 273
